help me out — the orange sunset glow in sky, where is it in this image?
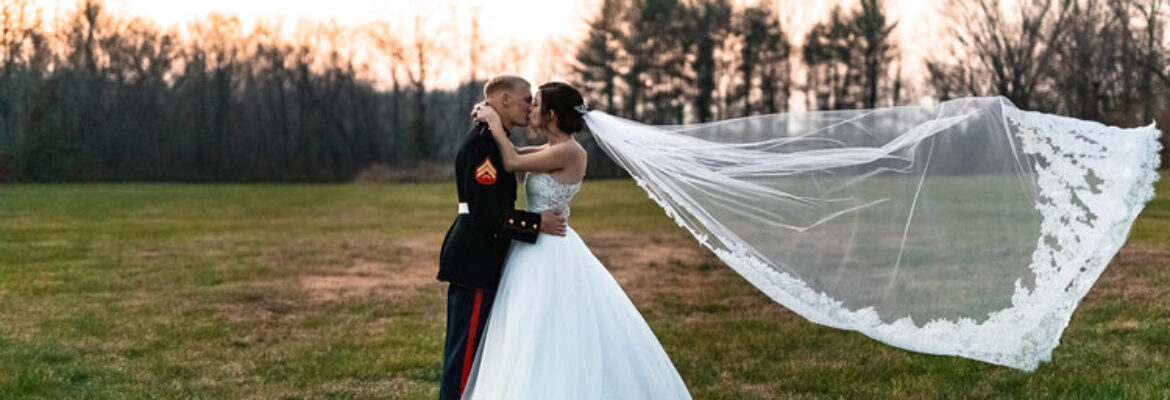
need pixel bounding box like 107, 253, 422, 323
24, 0, 949, 91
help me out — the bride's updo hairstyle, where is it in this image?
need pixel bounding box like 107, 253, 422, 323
538, 82, 586, 134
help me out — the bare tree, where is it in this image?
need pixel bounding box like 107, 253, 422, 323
368, 14, 443, 163
932, 0, 1073, 110
1111, 0, 1167, 116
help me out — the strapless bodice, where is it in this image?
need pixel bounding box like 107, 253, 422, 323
525, 173, 581, 220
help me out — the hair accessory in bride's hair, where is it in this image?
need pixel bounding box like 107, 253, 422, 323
574, 102, 589, 114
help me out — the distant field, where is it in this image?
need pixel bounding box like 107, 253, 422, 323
0, 175, 1167, 399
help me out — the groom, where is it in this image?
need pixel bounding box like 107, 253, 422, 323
437, 74, 566, 400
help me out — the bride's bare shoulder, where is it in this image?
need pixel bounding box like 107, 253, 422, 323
570, 139, 588, 157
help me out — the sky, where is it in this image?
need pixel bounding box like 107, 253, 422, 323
30, 0, 594, 48
25, 0, 948, 93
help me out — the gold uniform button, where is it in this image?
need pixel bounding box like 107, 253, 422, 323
533, 224, 539, 230
508, 218, 514, 224
520, 221, 527, 227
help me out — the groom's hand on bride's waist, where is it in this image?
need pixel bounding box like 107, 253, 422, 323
539, 210, 567, 237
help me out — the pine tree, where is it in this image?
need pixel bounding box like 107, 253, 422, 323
574, 0, 622, 114
686, 0, 732, 122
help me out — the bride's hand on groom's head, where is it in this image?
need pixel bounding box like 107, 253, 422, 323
471, 102, 500, 126
470, 101, 486, 120
539, 209, 567, 237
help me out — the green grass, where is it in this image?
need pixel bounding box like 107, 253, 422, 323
0, 174, 1167, 399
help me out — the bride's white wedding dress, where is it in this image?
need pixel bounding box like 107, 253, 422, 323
461, 172, 692, 400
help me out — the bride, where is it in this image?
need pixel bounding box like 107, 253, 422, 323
460, 81, 692, 399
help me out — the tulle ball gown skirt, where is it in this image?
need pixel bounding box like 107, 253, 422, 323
461, 227, 692, 400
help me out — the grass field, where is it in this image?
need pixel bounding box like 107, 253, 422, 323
0, 175, 1167, 399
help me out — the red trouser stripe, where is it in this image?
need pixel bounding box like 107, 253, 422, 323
459, 289, 484, 394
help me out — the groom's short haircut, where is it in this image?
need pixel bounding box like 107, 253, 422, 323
484, 75, 529, 99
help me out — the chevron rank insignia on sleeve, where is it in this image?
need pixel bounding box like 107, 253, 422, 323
475, 157, 497, 185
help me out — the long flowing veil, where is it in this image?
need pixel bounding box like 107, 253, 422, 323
584, 96, 1161, 370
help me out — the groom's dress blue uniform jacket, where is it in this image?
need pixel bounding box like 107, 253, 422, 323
439, 122, 541, 291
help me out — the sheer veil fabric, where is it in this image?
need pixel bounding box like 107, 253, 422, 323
584, 96, 1161, 370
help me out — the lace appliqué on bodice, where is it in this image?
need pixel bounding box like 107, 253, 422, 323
525, 173, 581, 220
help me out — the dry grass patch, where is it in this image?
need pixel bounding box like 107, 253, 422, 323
585, 230, 713, 301
224, 282, 300, 317
583, 230, 793, 320
299, 235, 442, 305
1086, 246, 1170, 302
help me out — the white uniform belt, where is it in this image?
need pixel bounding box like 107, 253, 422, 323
458, 202, 469, 214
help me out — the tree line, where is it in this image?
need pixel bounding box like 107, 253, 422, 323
573, 0, 907, 123
0, 0, 1166, 182
572, 0, 1169, 173
0, 0, 483, 182
929, 0, 1168, 128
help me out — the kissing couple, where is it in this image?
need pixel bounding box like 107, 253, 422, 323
436, 75, 692, 400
